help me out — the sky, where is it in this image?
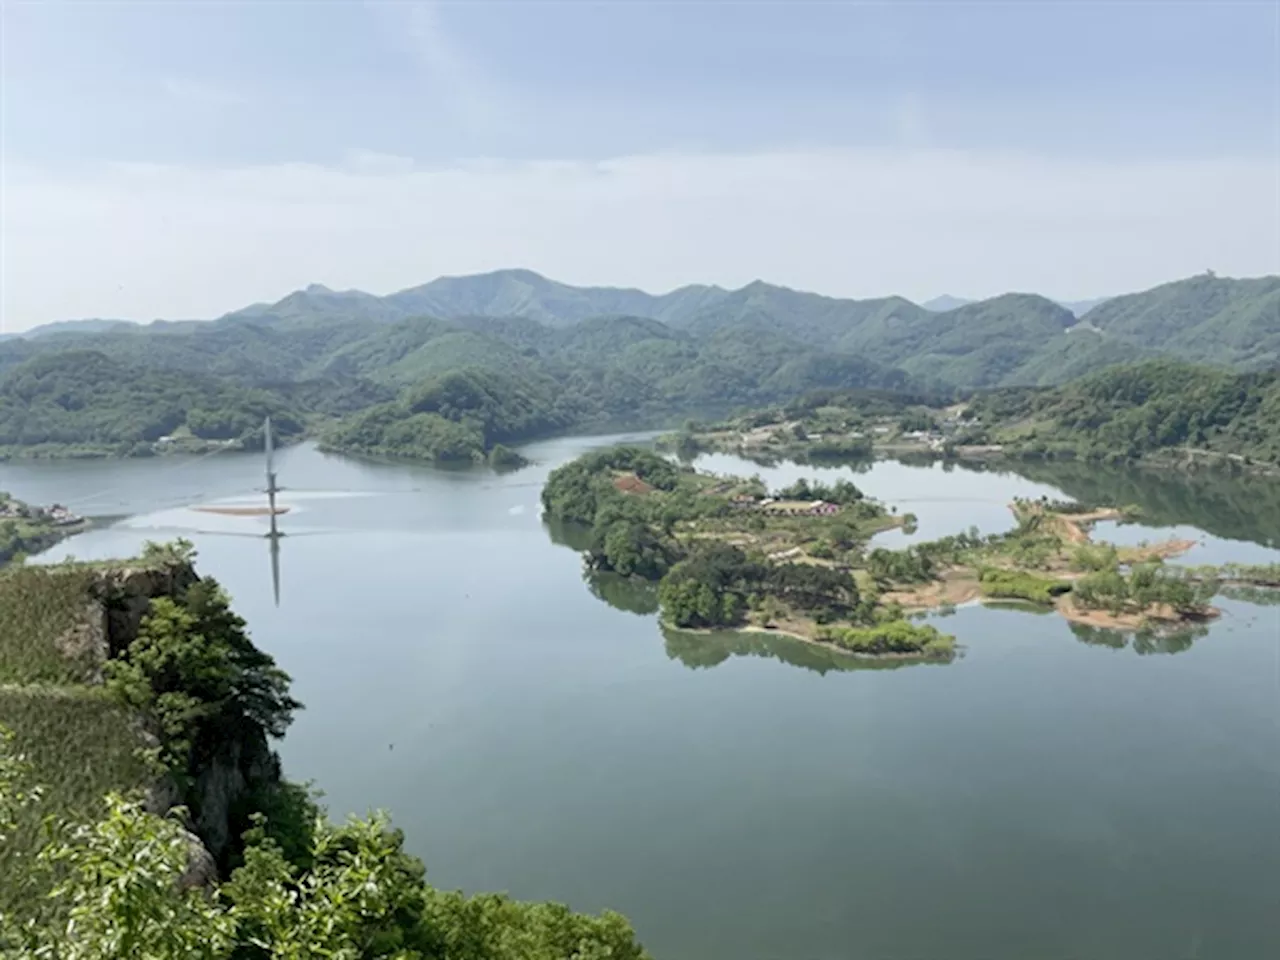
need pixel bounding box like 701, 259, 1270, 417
2, 0, 1278, 331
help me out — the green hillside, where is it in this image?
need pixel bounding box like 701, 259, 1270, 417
1, 270, 1276, 461
969, 360, 1280, 464
0, 352, 311, 457
1082, 274, 1280, 369
839, 294, 1077, 388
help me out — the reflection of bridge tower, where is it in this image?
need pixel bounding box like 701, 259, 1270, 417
264, 417, 283, 605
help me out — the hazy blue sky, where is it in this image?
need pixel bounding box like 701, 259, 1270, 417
3, 1, 1277, 329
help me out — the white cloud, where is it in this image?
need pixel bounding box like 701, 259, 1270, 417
2, 147, 1276, 330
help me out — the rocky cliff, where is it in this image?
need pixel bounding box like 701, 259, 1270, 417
56, 559, 285, 876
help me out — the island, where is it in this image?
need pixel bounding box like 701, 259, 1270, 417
542, 448, 1230, 664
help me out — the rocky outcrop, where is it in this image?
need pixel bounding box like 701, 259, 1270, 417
93, 562, 199, 658
190, 729, 282, 866
51, 561, 199, 681
51, 558, 280, 877
178, 828, 220, 891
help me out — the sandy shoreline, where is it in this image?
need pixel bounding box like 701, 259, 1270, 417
192, 505, 292, 517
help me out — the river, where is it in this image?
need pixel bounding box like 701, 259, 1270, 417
3, 440, 1278, 960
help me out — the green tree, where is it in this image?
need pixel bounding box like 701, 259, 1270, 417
105, 580, 300, 778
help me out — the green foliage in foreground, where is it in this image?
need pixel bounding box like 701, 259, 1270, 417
0, 750, 649, 960
0, 691, 153, 921
977, 568, 1072, 605
815, 621, 955, 659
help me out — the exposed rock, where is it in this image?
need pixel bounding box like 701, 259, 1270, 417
177, 829, 219, 892
47, 561, 199, 681
191, 728, 281, 866
93, 562, 199, 659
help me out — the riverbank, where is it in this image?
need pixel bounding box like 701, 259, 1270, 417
0, 494, 90, 567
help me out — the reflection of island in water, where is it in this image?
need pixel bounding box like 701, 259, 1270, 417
661, 626, 933, 675
1068, 621, 1208, 655
544, 476, 1251, 670
964, 458, 1280, 552
581, 567, 946, 673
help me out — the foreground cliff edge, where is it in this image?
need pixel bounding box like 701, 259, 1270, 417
0, 542, 649, 958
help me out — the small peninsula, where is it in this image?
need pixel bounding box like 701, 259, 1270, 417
542, 448, 1232, 664
0, 492, 87, 566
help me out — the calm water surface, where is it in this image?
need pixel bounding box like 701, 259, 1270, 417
4, 442, 1279, 960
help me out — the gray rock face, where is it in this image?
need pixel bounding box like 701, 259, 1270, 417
177, 828, 219, 892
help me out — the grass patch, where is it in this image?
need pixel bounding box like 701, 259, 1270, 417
0, 686, 152, 920
978, 567, 1072, 604
0, 565, 101, 685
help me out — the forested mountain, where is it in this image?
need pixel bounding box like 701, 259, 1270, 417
0, 309, 915, 461
837, 293, 1077, 388
216, 269, 731, 329
969, 360, 1280, 465
1079, 274, 1280, 370
0, 352, 315, 455
1, 269, 1275, 460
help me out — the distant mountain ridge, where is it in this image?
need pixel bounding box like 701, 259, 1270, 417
2, 267, 1276, 461
923, 294, 1109, 316
5, 269, 1277, 393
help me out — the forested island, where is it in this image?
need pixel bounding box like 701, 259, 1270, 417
1, 270, 1276, 464
542, 448, 1232, 661
0, 543, 649, 957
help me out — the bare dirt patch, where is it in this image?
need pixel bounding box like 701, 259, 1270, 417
882, 568, 982, 609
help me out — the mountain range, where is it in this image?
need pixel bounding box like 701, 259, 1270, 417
0, 268, 1276, 459
11, 269, 1274, 386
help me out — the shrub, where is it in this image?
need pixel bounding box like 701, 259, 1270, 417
978, 568, 1071, 604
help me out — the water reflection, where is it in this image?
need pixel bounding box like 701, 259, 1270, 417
1219, 585, 1280, 607
588, 572, 659, 617
982, 458, 1280, 552
661, 626, 934, 675
542, 517, 593, 553
1068, 621, 1207, 655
